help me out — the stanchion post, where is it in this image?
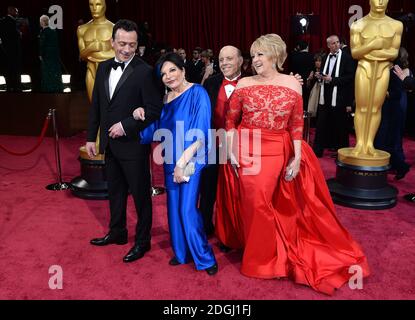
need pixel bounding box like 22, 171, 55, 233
46, 108, 72, 191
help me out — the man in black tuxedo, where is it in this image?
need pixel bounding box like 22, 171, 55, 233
313, 35, 355, 158
87, 20, 163, 263
290, 41, 314, 110
200, 46, 243, 240
0, 6, 22, 91
394, 64, 415, 203
187, 47, 204, 84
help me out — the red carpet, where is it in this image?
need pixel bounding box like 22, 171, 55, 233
0, 133, 414, 300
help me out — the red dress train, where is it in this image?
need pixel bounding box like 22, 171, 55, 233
215, 84, 370, 295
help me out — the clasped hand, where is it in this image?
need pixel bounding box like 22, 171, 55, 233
173, 166, 187, 184
108, 122, 124, 139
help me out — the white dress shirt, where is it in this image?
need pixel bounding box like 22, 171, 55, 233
108, 56, 134, 135
328, 52, 338, 77
109, 56, 134, 99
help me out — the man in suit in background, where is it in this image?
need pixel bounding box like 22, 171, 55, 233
187, 47, 204, 83
87, 20, 163, 263
290, 40, 314, 110
313, 35, 355, 158
200, 45, 243, 244
0, 6, 22, 91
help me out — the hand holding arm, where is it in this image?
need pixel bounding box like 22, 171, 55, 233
133, 107, 146, 121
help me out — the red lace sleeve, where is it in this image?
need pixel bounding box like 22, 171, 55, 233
225, 89, 242, 130
288, 93, 304, 140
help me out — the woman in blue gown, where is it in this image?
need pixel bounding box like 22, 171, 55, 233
135, 53, 218, 275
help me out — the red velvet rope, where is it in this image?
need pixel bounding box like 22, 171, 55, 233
0, 115, 51, 156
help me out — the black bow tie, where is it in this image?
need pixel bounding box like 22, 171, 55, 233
329, 53, 338, 58
112, 61, 125, 71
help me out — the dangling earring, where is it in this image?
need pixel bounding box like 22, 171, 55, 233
183, 79, 189, 87
272, 63, 277, 70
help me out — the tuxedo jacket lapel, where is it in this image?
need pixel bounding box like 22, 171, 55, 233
104, 63, 112, 103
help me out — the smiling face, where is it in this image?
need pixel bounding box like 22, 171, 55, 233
111, 29, 138, 62
160, 61, 186, 91
89, 0, 106, 19
219, 46, 243, 79
251, 45, 275, 76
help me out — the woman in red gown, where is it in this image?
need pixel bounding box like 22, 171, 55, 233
222, 34, 370, 295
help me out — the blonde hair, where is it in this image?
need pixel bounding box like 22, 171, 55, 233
251, 34, 287, 71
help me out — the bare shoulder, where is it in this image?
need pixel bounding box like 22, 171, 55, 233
236, 77, 254, 90
278, 74, 302, 95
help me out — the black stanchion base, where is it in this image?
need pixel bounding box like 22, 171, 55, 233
46, 182, 73, 191
71, 158, 108, 200
327, 160, 398, 210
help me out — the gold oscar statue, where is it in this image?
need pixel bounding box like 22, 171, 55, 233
77, 0, 114, 161
338, 0, 403, 167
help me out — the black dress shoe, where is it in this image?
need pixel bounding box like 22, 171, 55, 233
219, 243, 232, 253
169, 257, 181, 266
205, 263, 218, 276
395, 167, 410, 181
404, 193, 415, 203
123, 244, 151, 263
90, 233, 128, 246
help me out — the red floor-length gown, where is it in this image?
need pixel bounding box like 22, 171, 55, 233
218, 84, 370, 295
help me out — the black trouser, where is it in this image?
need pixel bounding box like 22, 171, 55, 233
3, 51, 21, 91
313, 104, 349, 156
199, 163, 219, 235
105, 147, 152, 246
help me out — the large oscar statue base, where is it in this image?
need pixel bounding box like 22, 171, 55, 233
327, 148, 398, 210
71, 146, 108, 200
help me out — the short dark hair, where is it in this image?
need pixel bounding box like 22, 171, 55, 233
397, 47, 410, 69
193, 47, 203, 54
112, 19, 138, 40
157, 53, 185, 72
296, 40, 309, 51
313, 53, 323, 62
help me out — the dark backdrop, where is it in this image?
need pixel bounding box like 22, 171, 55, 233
2, 0, 415, 83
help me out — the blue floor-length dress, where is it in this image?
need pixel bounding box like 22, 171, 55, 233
141, 84, 216, 270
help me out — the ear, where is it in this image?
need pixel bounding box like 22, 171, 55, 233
238, 56, 244, 67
